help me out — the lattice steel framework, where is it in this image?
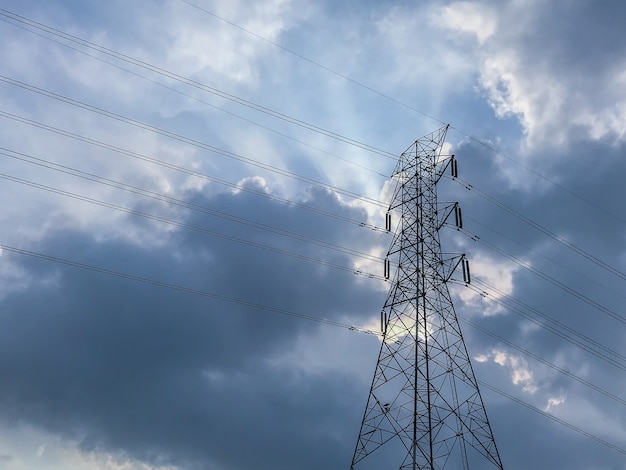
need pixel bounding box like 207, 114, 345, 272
351, 126, 503, 470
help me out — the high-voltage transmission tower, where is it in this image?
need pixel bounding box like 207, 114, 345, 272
351, 126, 504, 470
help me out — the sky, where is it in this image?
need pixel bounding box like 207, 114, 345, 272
0, 0, 625, 469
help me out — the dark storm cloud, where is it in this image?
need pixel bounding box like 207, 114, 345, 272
442, 134, 626, 468
0, 184, 383, 469
461, 136, 624, 303
486, 396, 620, 470
517, 1, 626, 73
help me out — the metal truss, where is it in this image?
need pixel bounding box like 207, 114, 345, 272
351, 126, 504, 470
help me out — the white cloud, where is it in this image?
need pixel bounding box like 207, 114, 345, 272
456, 252, 518, 315
0, 0, 313, 251
480, 348, 538, 393
0, 114, 199, 247
431, 1, 497, 44
374, 3, 476, 99
544, 394, 566, 412
161, 0, 295, 86
434, 0, 626, 152
230, 175, 270, 195
479, 50, 568, 148
0, 424, 180, 470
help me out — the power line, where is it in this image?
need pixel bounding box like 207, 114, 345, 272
451, 132, 626, 226
0, 8, 398, 160
0, 109, 385, 231
464, 214, 626, 303
471, 276, 626, 365
4, 83, 622, 319
452, 175, 626, 282
1, 147, 385, 264
0, 75, 387, 209
460, 316, 626, 406
3, 35, 620, 370
2, 241, 622, 457
0, 96, 624, 338
177, 0, 447, 126
177, 0, 626, 227
2, 143, 617, 378
0, 172, 387, 282
6, 72, 622, 317
8, 144, 624, 380
452, 280, 626, 371
0, 243, 378, 335
2, 4, 620, 458
3, 104, 620, 380
3, 6, 623, 283
4, 10, 622, 291
458, 225, 626, 325
478, 380, 626, 456
1, 18, 388, 179
6, 68, 622, 296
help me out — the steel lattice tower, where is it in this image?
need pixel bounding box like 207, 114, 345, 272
351, 126, 504, 470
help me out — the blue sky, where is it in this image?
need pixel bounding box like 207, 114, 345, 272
0, 0, 625, 469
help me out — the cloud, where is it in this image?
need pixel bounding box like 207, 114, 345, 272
431, 1, 497, 44
0, 184, 382, 469
375, 3, 476, 97
476, 349, 538, 393
0, 422, 181, 470
456, 252, 518, 315
544, 394, 566, 412
2, 1, 626, 468
161, 0, 296, 85
435, 0, 626, 151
